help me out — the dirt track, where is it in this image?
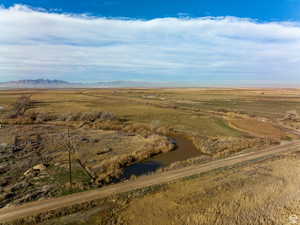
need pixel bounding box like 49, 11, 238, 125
1, 141, 300, 223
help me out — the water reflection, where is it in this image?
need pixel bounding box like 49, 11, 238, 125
122, 160, 162, 179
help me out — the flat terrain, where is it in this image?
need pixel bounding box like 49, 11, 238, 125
0, 88, 300, 224
1, 140, 299, 223
1, 88, 300, 137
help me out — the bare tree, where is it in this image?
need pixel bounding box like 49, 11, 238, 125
12, 95, 32, 117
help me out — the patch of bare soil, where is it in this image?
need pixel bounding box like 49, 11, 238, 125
228, 118, 287, 139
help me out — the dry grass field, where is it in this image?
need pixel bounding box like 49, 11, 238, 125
0, 88, 300, 224
40, 151, 300, 225
115, 152, 300, 225
1, 88, 299, 136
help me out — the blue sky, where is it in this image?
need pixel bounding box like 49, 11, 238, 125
1, 0, 300, 21
0, 0, 300, 86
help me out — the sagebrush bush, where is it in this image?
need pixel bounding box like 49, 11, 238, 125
59, 111, 117, 122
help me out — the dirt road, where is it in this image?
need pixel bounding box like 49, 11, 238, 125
1, 141, 300, 223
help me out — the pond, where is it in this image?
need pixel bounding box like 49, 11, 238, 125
122, 135, 201, 179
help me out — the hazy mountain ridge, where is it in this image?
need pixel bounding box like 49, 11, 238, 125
0, 79, 73, 88
0, 79, 170, 88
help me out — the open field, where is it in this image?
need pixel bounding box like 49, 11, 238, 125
1, 88, 300, 135
1, 140, 300, 224
0, 88, 300, 224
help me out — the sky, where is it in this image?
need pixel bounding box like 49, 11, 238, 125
0, 0, 300, 86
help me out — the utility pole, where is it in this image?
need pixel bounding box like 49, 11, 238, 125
67, 128, 73, 191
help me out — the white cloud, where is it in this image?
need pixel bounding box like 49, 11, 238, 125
0, 4, 300, 85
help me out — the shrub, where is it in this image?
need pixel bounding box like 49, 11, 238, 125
60, 111, 117, 122
12, 95, 32, 117
99, 112, 116, 121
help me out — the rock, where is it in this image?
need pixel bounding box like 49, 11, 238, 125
33, 164, 47, 171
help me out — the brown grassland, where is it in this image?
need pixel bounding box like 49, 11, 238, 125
40, 151, 300, 225
0, 88, 300, 224
1, 88, 300, 135
115, 152, 300, 225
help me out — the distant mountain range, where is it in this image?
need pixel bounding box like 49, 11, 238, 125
0, 79, 172, 88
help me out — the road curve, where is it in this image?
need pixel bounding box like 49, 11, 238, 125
1, 141, 300, 223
